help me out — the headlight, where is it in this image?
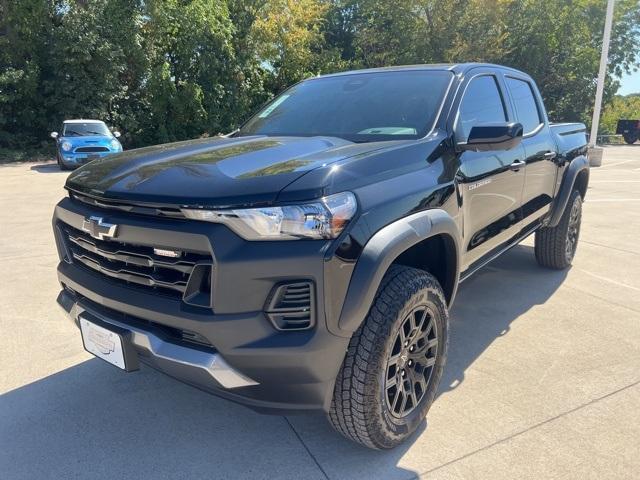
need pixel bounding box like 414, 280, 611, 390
109, 139, 121, 151
182, 191, 357, 240
61, 141, 72, 151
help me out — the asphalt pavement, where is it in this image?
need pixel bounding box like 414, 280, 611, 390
1, 146, 639, 479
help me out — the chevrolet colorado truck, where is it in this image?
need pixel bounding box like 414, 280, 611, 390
53, 63, 589, 449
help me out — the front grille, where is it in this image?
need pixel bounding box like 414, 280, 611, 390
69, 191, 185, 219
75, 146, 109, 153
265, 281, 315, 330
61, 223, 212, 301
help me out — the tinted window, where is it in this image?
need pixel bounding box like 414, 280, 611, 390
62, 122, 111, 137
456, 76, 506, 140
239, 71, 453, 142
506, 77, 542, 134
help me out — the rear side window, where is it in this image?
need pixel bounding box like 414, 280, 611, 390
506, 77, 543, 134
456, 75, 506, 140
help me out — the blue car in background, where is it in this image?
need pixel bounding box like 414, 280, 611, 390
51, 119, 123, 170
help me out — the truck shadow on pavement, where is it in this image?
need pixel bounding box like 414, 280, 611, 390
1, 245, 567, 480
29, 163, 65, 173
440, 244, 568, 397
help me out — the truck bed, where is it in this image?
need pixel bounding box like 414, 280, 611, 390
550, 122, 587, 157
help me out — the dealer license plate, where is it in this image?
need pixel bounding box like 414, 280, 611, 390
80, 317, 127, 370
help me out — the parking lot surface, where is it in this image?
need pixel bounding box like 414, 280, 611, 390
1, 146, 639, 479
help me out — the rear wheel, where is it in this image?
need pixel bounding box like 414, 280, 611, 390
328, 265, 449, 449
623, 134, 638, 145
535, 189, 582, 269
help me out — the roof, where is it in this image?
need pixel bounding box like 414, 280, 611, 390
62, 119, 106, 124
313, 63, 528, 79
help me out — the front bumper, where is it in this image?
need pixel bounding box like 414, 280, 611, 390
53, 196, 351, 413
58, 289, 259, 388
59, 150, 119, 167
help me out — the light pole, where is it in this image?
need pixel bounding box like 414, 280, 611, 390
588, 0, 615, 166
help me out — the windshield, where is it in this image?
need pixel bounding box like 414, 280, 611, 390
62, 122, 111, 137
238, 70, 453, 142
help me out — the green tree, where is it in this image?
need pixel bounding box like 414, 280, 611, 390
251, 0, 337, 91
139, 0, 235, 143
0, 0, 145, 148
497, 0, 640, 123
347, 0, 422, 68
1, 0, 639, 153
43, 1, 146, 132
0, 0, 53, 148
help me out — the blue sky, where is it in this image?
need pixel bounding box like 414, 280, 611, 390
618, 69, 640, 95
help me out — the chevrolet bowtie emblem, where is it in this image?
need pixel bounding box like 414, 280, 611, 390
82, 216, 118, 240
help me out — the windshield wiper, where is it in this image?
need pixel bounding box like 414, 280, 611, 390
65, 130, 81, 136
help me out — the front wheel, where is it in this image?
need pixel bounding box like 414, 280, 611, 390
623, 134, 638, 145
328, 265, 449, 449
535, 189, 582, 269
57, 152, 71, 171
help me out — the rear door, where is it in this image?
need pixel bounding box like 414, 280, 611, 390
453, 72, 526, 270
504, 75, 558, 224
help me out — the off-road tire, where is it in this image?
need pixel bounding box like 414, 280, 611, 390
535, 189, 582, 269
328, 265, 449, 449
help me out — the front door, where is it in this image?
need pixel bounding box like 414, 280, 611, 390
453, 73, 526, 271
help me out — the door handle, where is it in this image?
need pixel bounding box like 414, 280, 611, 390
509, 159, 526, 171
543, 151, 557, 159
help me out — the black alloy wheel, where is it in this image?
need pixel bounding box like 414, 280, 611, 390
385, 305, 438, 418
565, 196, 582, 264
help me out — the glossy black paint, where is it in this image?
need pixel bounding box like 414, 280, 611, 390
65, 135, 395, 207
461, 122, 523, 152
54, 63, 588, 413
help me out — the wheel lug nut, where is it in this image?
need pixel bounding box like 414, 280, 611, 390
404, 341, 409, 347
401, 370, 406, 377
409, 346, 414, 352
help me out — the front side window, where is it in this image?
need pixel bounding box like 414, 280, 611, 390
506, 77, 543, 134
238, 70, 454, 142
62, 122, 111, 137
456, 75, 507, 140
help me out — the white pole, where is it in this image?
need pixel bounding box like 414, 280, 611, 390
589, 0, 615, 148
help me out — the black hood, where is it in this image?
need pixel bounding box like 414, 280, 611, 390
65, 135, 399, 207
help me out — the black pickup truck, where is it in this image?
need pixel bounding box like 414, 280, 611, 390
616, 119, 640, 144
53, 63, 589, 449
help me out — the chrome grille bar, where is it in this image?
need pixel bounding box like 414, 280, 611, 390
61, 224, 212, 299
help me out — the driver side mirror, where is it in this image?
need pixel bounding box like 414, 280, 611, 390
50, 132, 58, 139
458, 122, 523, 152
113, 131, 121, 138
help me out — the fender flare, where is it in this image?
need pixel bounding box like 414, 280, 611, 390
547, 155, 589, 228
337, 209, 461, 335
